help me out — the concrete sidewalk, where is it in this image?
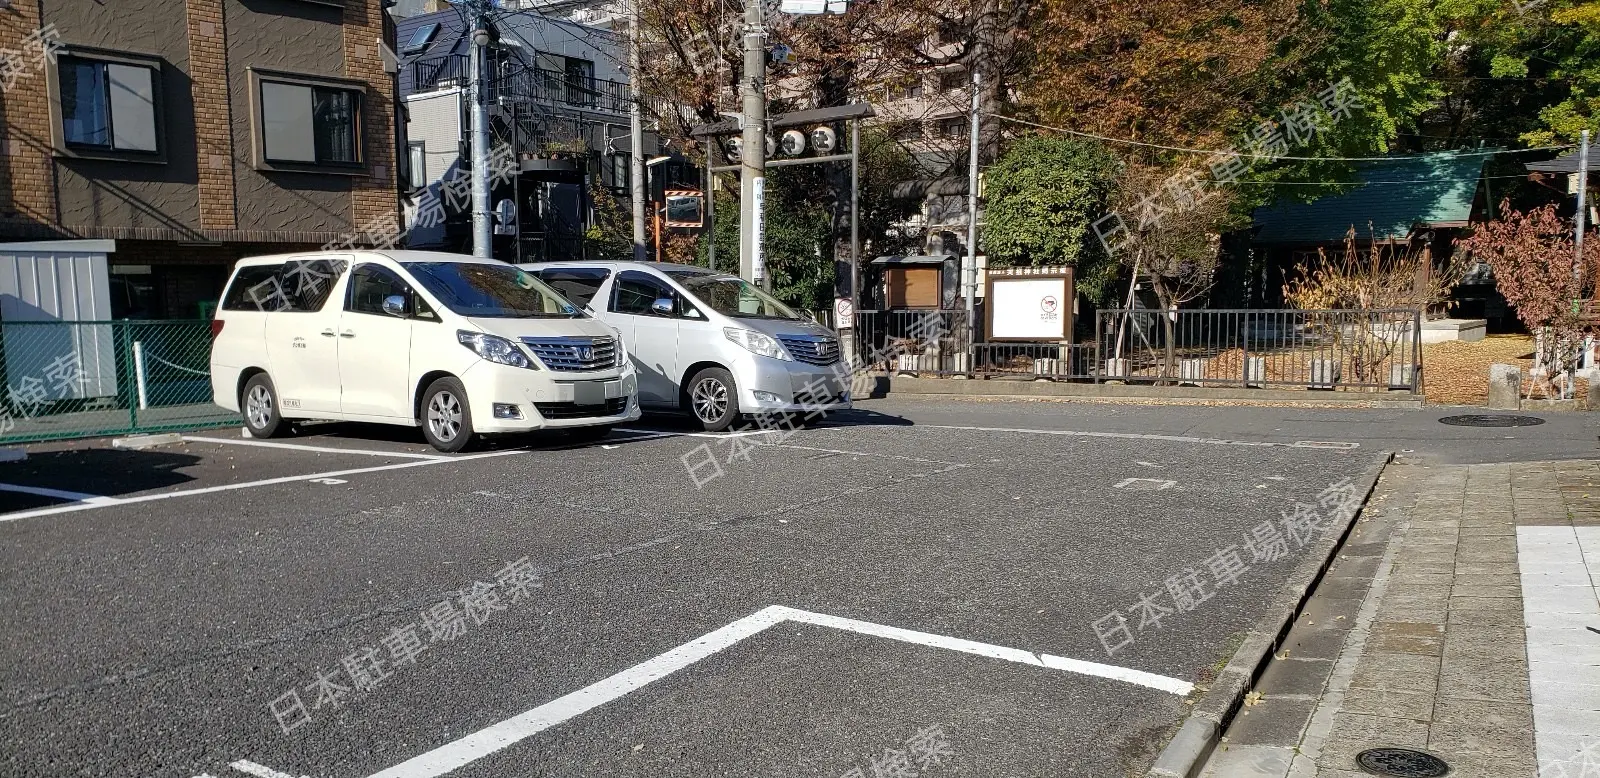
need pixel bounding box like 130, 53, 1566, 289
1198, 459, 1600, 778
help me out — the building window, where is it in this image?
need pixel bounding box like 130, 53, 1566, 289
890, 120, 924, 141
408, 142, 427, 190
260, 80, 361, 165
565, 57, 595, 105
249, 70, 367, 172
403, 22, 441, 55
58, 55, 159, 154
939, 116, 967, 138
890, 80, 924, 101
939, 69, 968, 92
607, 151, 630, 193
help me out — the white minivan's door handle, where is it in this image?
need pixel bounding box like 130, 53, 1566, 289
339, 330, 356, 338
320, 329, 336, 337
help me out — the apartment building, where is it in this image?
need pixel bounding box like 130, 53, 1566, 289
0, 0, 399, 319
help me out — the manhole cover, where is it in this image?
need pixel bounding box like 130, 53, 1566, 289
1356, 748, 1451, 777
1438, 414, 1546, 428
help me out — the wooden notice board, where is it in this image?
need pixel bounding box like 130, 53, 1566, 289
886, 266, 941, 308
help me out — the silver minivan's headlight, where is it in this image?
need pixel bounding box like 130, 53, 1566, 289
724, 327, 791, 361
457, 330, 534, 369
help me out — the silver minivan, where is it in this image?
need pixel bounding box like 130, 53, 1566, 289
524, 261, 851, 431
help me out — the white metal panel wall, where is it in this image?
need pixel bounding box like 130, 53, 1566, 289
0, 250, 119, 400
406, 89, 463, 185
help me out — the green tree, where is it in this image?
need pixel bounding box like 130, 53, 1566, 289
982, 135, 1122, 302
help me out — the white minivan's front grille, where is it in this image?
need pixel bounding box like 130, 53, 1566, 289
519, 336, 618, 371
776, 335, 841, 366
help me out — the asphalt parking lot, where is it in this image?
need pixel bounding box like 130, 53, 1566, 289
0, 398, 1580, 778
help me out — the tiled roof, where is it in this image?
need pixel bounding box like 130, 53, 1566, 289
1251, 150, 1498, 245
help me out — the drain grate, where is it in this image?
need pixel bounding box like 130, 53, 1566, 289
1355, 748, 1451, 777
1438, 414, 1546, 428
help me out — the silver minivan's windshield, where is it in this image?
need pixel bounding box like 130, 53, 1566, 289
667, 271, 802, 321
403, 262, 582, 319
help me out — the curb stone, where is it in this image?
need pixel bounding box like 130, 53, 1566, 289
1144, 451, 1396, 778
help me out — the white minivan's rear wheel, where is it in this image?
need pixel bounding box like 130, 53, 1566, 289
687, 367, 740, 432
241, 373, 290, 438
421, 377, 475, 453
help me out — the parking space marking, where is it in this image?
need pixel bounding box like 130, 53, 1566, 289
0, 483, 121, 505
366, 604, 1191, 778
1113, 477, 1177, 491
874, 423, 1360, 450
615, 427, 769, 439
0, 449, 528, 524
764, 441, 967, 466
1292, 440, 1362, 450
180, 436, 450, 460
228, 760, 307, 778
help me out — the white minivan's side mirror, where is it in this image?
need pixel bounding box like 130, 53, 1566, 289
650, 297, 674, 316
381, 295, 409, 318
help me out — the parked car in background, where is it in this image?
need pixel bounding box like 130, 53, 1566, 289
525, 261, 850, 431
211, 251, 639, 452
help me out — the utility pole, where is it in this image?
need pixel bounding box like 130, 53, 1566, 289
1575, 129, 1592, 392
964, 70, 980, 354
738, 0, 767, 288
468, 2, 493, 259
628, 2, 649, 262
1578, 129, 1591, 286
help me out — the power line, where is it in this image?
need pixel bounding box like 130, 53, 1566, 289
989, 114, 1573, 161
1238, 172, 1544, 186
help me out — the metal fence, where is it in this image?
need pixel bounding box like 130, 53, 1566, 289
971, 342, 1101, 380
845, 307, 1422, 393
0, 320, 235, 444
1093, 308, 1423, 391
851, 310, 973, 374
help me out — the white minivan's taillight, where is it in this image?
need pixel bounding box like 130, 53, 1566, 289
210, 319, 225, 338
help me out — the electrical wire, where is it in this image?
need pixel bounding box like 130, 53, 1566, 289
1235, 172, 1549, 186
989, 113, 1574, 161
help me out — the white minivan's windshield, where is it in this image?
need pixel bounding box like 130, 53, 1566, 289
667, 271, 802, 321
404, 262, 582, 319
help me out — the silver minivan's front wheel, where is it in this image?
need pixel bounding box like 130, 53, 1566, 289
420, 377, 474, 453
686, 367, 740, 432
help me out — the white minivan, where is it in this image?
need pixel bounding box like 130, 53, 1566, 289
525, 261, 851, 431
210, 250, 640, 452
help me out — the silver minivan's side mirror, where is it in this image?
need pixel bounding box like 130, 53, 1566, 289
381, 294, 409, 318
650, 297, 674, 316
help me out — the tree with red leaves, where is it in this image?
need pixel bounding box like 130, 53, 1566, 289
1459, 201, 1600, 396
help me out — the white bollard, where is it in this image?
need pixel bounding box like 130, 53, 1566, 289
133, 341, 149, 410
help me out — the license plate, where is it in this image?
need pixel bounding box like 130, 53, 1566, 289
573, 381, 604, 405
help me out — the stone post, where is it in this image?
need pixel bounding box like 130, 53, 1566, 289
1487, 364, 1522, 410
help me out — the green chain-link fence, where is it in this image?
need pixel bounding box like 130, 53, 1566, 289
0, 320, 237, 444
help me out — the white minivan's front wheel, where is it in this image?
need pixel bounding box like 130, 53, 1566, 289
241, 373, 290, 438
421, 377, 475, 453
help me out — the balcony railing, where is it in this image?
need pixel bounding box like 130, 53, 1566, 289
408, 55, 630, 115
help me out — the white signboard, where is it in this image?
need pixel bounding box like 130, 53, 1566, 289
988, 276, 1070, 340
752, 176, 765, 283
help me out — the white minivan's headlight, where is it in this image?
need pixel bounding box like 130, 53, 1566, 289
457, 330, 534, 369
724, 327, 791, 361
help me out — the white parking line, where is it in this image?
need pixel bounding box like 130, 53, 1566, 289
0, 449, 527, 524
0, 483, 121, 505
839, 423, 1360, 450
615, 427, 769, 439
180, 436, 450, 460
366, 605, 1191, 778
229, 760, 307, 778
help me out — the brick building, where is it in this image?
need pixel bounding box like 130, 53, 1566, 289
0, 0, 400, 320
